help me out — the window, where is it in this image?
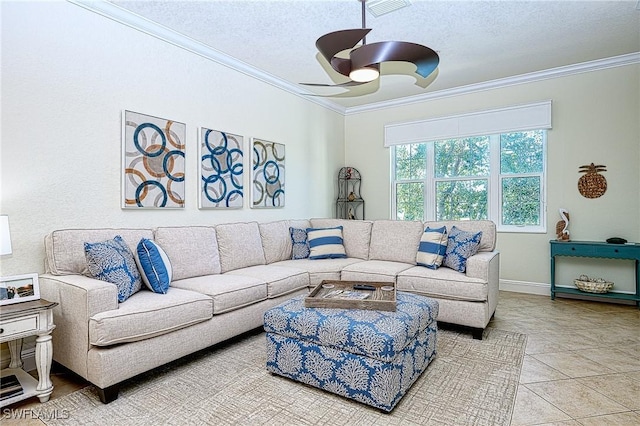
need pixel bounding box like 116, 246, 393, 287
392, 130, 546, 232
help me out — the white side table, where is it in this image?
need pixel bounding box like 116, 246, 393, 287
0, 299, 57, 407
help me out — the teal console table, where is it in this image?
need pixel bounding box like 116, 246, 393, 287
550, 240, 640, 307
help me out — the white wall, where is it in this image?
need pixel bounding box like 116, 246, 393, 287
0, 1, 345, 276
345, 64, 640, 292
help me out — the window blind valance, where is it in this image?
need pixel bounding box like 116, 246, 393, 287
384, 100, 552, 147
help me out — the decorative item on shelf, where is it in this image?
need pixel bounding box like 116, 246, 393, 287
0, 273, 41, 306
578, 163, 607, 198
606, 237, 627, 244
336, 167, 364, 220
574, 274, 613, 294
555, 208, 570, 241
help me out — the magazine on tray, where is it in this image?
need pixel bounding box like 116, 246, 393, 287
322, 290, 369, 300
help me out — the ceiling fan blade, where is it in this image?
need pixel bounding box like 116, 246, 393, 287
316, 28, 372, 76
300, 80, 368, 88
350, 41, 440, 78
301, 78, 381, 98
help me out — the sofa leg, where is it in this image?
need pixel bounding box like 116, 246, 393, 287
471, 328, 484, 340
97, 385, 119, 403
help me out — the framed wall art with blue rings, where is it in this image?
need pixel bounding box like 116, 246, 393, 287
122, 110, 186, 209
251, 138, 285, 208
199, 128, 244, 209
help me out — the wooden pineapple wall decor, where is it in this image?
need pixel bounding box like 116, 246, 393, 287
578, 163, 607, 198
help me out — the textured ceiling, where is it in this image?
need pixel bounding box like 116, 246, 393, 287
110, 0, 640, 109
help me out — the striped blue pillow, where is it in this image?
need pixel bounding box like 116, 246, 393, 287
306, 226, 347, 259
416, 226, 448, 269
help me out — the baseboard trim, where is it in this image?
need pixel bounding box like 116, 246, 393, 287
499, 279, 550, 296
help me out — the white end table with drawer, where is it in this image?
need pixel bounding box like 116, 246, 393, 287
1, 299, 57, 407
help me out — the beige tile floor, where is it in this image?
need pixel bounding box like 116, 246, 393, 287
2, 291, 639, 425
493, 292, 640, 426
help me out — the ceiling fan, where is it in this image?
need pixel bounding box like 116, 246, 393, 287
302, 0, 440, 91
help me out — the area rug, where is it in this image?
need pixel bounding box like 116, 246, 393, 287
41, 327, 526, 426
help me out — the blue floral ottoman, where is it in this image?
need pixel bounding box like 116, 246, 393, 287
263, 292, 438, 412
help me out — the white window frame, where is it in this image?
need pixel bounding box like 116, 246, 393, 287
387, 101, 551, 233
391, 132, 547, 233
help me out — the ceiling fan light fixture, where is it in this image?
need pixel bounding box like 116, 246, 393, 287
349, 66, 380, 82
302, 0, 438, 93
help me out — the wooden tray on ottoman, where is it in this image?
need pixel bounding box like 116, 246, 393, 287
305, 280, 397, 311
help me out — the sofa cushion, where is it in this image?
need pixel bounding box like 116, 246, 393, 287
307, 226, 347, 259
369, 220, 424, 264
289, 227, 310, 259
257, 220, 311, 263
226, 265, 309, 298
135, 238, 172, 294
154, 226, 221, 280
416, 226, 448, 269
259, 220, 292, 264
289, 219, 312, 230
84, 235, 143, 303
216, 222, 266, 273
397, 266, 488, 302
45, 229, 153, 276
309, 219, 372, 259
171, 274, 267, 314
89, 287, 212, 346
425, 220, 496, 252
274, 258, 365, 287
340, 260, 414, 284
442, 226, 482, 273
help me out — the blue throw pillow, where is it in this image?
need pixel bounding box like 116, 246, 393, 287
442, 226, 482, 273
289, 227, 310, 260
135, 238, 172, 294
306, 226, 347, 260
416, 226, 448, 269
84, 235, 142, 302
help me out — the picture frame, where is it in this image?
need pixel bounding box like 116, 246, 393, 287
122, 110, 186, 209
251, 138, 285, 208
0, 273, 40, 306
198, 128, 244, 209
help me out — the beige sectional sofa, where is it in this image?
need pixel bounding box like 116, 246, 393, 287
39, 218, 499, 403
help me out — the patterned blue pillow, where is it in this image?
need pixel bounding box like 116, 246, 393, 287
289, 227, 310, 260
135, 238, 172, 294
416, 226, 448, 269
306, 226, 347, 259
84, 235, 142, 302
442, 226, 482, 273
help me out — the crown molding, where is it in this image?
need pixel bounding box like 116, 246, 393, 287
68, 1, 637, 118
67, 0, 347, 115
345, 52, 640, 115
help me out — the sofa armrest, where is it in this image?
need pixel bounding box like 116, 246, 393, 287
465, 251, 499, 280
465, 251, 500, 318
39, 274, 118, 380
